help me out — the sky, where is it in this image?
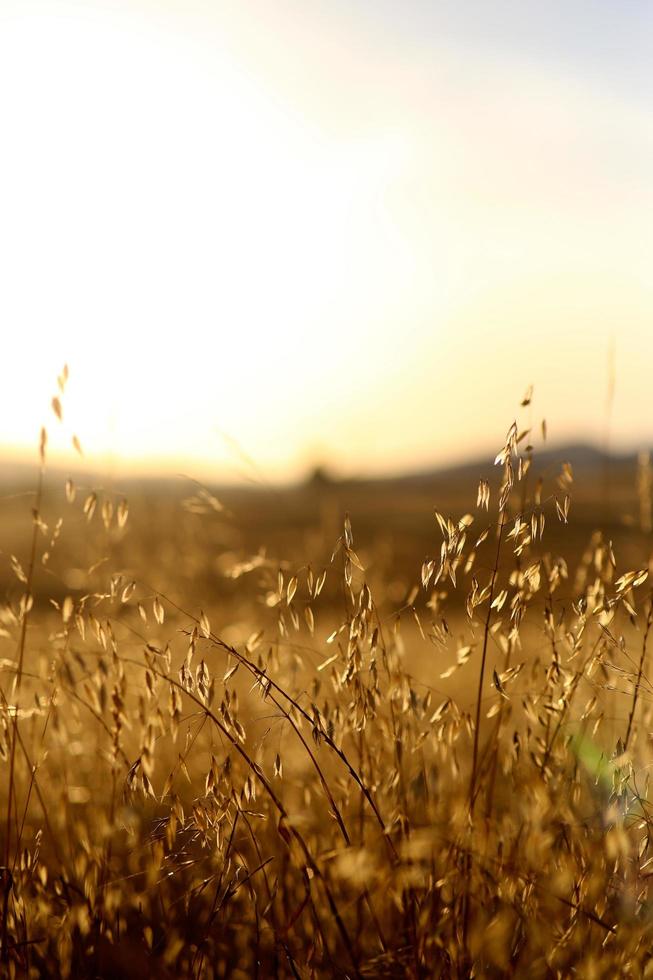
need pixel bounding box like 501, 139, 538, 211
1, 0, 652, 482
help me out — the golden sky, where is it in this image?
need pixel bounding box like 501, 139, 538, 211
2, 0, 652, 481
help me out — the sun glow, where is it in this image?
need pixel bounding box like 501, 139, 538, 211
1, 3, 432, 479
2, 1, 652, 481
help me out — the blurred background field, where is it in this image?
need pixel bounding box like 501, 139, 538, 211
2, 441, 650, 608
4, 425, 653, 976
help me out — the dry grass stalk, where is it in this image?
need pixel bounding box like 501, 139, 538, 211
2, 382, 653, 976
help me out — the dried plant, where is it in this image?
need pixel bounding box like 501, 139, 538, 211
1, 378, 653, 977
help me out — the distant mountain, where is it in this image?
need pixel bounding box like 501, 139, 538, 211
0, 442, 645, 494
328, 442, 641, 490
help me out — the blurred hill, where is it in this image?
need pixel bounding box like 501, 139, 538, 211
0, 443, 650, 609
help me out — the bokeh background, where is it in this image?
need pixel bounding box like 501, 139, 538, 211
1, 0, 652, 482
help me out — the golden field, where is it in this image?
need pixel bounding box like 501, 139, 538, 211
2, 403, 653, 977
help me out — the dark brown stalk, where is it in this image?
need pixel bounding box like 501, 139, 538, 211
126, 607, 387, 952
469, 511, 505, 815
12, 695, 55, 869
193, 807, 240, 976
462, 505, 505, 961
1, 456, 44, 962
370, 597, 421, 975
136, 584, 398, 860
624, 592, 653, 752
126, 658, 363, 979
540, 633, 602, 775
279, 701, 387, 952
240, 807, 286, 978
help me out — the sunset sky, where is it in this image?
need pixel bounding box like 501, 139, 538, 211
1, 0, 652, 482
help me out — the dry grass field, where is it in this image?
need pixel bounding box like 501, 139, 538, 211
2, 405, 653, 977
